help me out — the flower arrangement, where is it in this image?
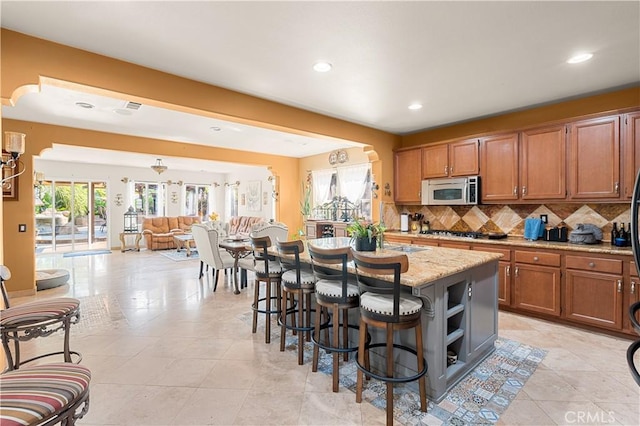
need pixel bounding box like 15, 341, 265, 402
300, 174, 312, 217
208, 211, 219, 221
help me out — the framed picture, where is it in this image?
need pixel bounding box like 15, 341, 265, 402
263, 191, 268, 205
2, 152, 19, 201
246, 180, 261, 211
240, 193, 246, 206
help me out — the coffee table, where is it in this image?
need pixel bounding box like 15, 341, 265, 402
173, 234, 196, 257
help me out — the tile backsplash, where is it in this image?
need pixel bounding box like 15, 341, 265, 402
382, 202, 631, 242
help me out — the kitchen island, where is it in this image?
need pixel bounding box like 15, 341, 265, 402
299, 237, 502, 402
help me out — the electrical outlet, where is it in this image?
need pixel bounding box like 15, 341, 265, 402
540, 214, 548, 224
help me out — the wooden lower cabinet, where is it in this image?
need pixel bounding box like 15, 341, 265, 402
514, 263, 561, 317
564, 270, 622, 330
473, 246, 511, 307
334, 223, 349, 237
625, 262, 640, 334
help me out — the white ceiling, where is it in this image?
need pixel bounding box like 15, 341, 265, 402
1, 1, 639, 172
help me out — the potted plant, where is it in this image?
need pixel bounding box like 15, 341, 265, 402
347, 218, 386, 251
300, 181, 311, 219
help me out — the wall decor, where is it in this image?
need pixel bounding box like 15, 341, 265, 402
2, 152, 18, 201
240, 193, 246, 206
247, 180, 261, 211
263, 191, 268, 205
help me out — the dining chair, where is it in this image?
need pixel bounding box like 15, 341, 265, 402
191, 224, 235, 291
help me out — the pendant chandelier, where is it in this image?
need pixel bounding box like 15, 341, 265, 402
151, 158, 168, 174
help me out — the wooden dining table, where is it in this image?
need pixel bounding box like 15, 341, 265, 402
218, 237, 252, 294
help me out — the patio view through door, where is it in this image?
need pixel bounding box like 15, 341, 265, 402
35, 180, 108, 254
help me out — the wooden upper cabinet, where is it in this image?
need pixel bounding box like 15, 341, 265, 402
520, 125, 566, 200
422, 139, 479, 179
480, 133, 519, 202
394, 148, 422, 204
421, 144, 448, 178
569, 116, 620, 200
623, 111, 640, 199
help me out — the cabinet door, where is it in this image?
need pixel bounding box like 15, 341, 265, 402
450, 139, 479, 177
497, 261, 511, 307
564, 270, 622, 330
520, 125, 566, 200
421, 144, 448, 179
627, 263, 640, 334
394, 148, 422, 204
569, 116, 620, 199
514, 263, 561, 316
623, 112, 640, 198
334, 223, 349, 237
480, 133, 519, 202
305, 222, 317, 238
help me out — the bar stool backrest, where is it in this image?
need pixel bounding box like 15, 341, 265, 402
276, 240, 304, 281
308, 245, 353, 303
351, 250, 409, 322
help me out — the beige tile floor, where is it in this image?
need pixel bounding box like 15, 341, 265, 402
5, 250, 639, 425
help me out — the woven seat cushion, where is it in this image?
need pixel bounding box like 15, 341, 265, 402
254, 260, 283, 275
282, 269, 316, 289
360, 292, 423, 316
315, 279, 359, 298
0, 298, 80, 327
0, 362, 91, 426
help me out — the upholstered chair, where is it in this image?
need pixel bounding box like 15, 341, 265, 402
191, 224, 235, 291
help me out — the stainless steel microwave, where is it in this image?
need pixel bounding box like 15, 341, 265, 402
421, 176, 480, 205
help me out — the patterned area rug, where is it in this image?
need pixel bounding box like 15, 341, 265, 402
62, 249, 111, 257
158, 249, 199, 262
245, 313, 546, 425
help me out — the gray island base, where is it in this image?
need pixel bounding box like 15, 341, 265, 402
282, 238, 502, 402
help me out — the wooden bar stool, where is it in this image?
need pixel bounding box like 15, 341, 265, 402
1, 266, 82, 371
351, 250, 428, 426
308, 245, 366, 392
250, 235, 284, 344
276, 240, 317, 365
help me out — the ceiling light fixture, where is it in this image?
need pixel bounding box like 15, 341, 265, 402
408, 103, 423, 110
210, 126, 221, 132
75, 102, 95, 109
567, 53, 593, 64
313, 62, 332, 73
150, 158, 168, 174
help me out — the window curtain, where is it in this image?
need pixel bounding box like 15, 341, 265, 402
312, 169, 334, 206
337, 163, 370, 204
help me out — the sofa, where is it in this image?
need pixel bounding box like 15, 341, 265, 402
228, 216, 265, 237
141, 216, 201, 250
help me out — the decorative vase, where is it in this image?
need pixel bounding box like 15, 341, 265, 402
355, 236, 377, 252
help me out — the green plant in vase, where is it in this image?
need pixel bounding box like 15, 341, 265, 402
346, 218, 386, 251
300, 175, 312, 218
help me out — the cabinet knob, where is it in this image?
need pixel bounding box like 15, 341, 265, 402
522, 186, 527, 196
506, 265, 511, 276
617, 280, 623, 293
588, 262, 595, 268
514, 266, 519, 277
450, 166, 453, 174
533, 256, 539, 262
632, 281, 636, 294
444, 166, 448, 175
615, 182, 620, 194
513, 186, 518, 195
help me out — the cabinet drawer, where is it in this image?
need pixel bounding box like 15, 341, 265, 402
631, 261, 638, 278
514, 250, 560, 267
566, 256, 622, 274
474, 246, 511, 261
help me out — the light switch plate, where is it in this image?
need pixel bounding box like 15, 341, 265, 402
540, 214, 548, 224
18, 224, 27, 232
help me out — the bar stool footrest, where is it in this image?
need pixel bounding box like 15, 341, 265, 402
356, 342, 428, 384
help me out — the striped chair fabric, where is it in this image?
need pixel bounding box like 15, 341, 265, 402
0, 363, 91, 426
0, 298, 80, 327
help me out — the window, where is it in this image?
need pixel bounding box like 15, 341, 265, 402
226, 185, 238, 218
311, 164, 372, 221
184, 184, 211, 220
133, 182, 165, 216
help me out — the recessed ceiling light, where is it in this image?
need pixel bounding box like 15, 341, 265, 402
567, 53, 593, 64
75, 102, 94, 109
313, 62, 332, 73
210, 126, 221, 132
113, 109, 132, 115
408, 103, 423, 110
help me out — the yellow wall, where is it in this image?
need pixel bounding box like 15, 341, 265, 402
1, 29, 399, 295
402, 86, 640, 146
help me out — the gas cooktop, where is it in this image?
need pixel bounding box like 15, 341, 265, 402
419, 230, 485, 239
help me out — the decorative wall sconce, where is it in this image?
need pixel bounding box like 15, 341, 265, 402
171, 191, 178, 204
267, 175, 278, 201
225, 180, 240, 187
34, 171, 44, 188
1, 132, 26, 186
371, 181, 380, 199
114, 193, 124, 206
384, 182, 391, 197
212, 182, 221, 188
166, 180, 183, 186
121, 177, 130, 184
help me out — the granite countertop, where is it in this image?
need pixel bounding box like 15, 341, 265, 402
290, 237, 503, 288
384, 231, 634, 256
